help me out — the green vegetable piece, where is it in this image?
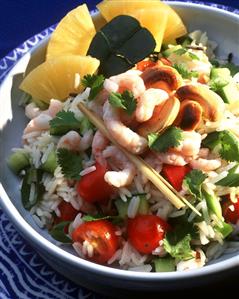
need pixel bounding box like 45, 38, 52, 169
109, 90, 136, 115
223, 62, 239, 76
183, 170, 207, 199
216, 164, 239, 187
148, 126, 183, 153
154, 257, 175, 272
57, 148, 83, 180
50, 221, 72, 243
173, 63, 198, 79
210, 68, 231, 80
88, 15, 156, 77
21, 169, 45, 210
176, 35, 193, 47
81, 74, 105, 100
216, 222, 233, 238
8, 150, 30, 174
50, 110, 81, 136
82, 214, 111, 222
218, 81, 239, 104
115, 198, 129, 219
163, 231, 194, 261
203, 189, 222, 219
79, 116, 94, 134
162, 45, 182, 57
202, 130, 239, 162
138, 195, 149, 215
41, 150, 57, 174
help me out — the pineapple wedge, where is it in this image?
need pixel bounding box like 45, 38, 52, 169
20, 55, 100, 103
47, 4, 96, 59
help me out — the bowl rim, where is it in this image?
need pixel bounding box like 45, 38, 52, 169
1, 1, 239, 282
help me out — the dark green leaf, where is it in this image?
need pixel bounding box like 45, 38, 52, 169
87, 15, 156, 77
81, 74, 105, 100
202, 130, 239, 162
183, 169, 207, 199
82, 214, 123, 225
21, 168, 45, 210
57, 148, 83, 180
109, 90, 136, 115
173, 64, 199, 79
188, 52, 200, 60
163, 223, 195, 261
148, 127, 183, 153
173, 48, 187, 55
50, 111, 81, 135
50, 221, 72, 243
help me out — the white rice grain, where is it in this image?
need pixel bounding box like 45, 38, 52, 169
32, 215, 44, 228
29, 183, 36, 203
73, 242, 85, 258
80, 166, 96, 176
127, 196, 140, 218
134, 176, 145, 194
41, 142, 54, 164
107, 249, 122, 265
72, 213, 83, 229
128, 265, 152, 272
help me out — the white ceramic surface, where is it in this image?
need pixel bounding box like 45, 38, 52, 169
0, 2, 239, 295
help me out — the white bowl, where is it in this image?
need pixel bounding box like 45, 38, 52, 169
0, 2, 239, 296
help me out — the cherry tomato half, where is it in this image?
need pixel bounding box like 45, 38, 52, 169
76, 162, 114, 204
222, 195, 239, 224
72, 220, 119, 264
161, 164, 192, 191
54, 201, 79, 225
127, 215, 170, 254
136, 60, 157, 72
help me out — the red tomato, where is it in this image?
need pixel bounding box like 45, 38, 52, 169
222, 195, 239, 224
161, 164, 192, 191
76, 162, 114, 203
127, 215, 169, 254
54, 201, 78, 224
136, 60, 157, 71
72, 220, 119, 264
159, 57, 172, 66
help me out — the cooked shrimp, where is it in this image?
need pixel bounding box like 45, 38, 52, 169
92, 130, 109, 165
198, 148, 210, 158
25, 103, 41, 119
78, 130, 94, 152
103, 101, 147, 154
57, 131, 81, 151
171, 131, 201, 157
190, 158, 221, 171
136, 88, 169, 122
103, 145, 136, 187
24, 113, 52, 134
155, 152, 188, 166
47, 99, 63, 117
104, 70, 145, 98
88, 89, 109, 117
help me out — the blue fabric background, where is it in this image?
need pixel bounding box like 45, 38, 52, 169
0, 0, 239, 59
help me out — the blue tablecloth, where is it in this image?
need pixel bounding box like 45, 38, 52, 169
0, 1, 239, 298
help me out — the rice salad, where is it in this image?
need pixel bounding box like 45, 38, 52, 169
8, 2, 239, 273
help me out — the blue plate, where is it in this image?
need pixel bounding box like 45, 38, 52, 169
0, 2, 238, 298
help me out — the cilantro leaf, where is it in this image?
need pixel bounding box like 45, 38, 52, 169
50, 221, 72, 243
21, 168, 45, 211
50, 111, 81, 136
57, 148, 83, 180
163, 223, 195, 261
148, 127, 183, 153
202, 130, 239, 162
173, 63, 199, 79
209, 77, 229, 92
79, 116, 94, 134
82, 214, 123, 225
183, 169, 207, 199
219, 131, 239, 162
109, 90, 136, 115
81, 74, 105, 100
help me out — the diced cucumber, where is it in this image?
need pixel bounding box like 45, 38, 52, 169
210, 68, 231, 80
7, 150, 30, 174
41, 150, 57, 174
203, 189, 222, 219
115, 199, 129, 218
162, 45, 182, 58
154, 257, 175, 272
138, 194, 149, 215
218, 81, 239, 104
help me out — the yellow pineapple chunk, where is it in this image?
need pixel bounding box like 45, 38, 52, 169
47, 4, 96, 59
20, 55, 100, 103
